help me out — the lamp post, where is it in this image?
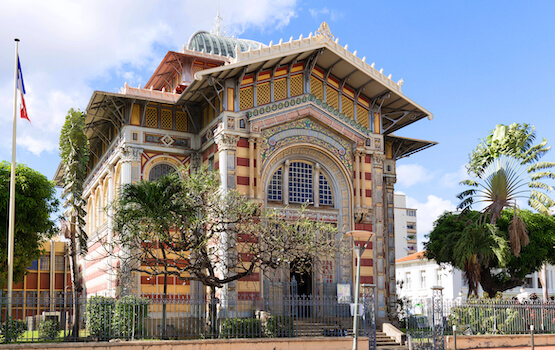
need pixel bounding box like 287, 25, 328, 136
346, 231, 374, 350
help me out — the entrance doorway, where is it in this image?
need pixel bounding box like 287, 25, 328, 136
290, 258, 313, 296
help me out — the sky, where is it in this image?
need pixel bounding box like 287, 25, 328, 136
1, 0, 554, 250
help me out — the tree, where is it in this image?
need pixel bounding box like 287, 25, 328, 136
0, 162, 58, 289
458, 123, 555, 256
59, 108, 89, 338
425, 210, 555, 296
105, 166, 340, 333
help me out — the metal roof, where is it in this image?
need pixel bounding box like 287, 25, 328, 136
187, 31, 265, 58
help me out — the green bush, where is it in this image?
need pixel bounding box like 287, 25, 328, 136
111, 295, 149, 339
266, 315, 294, 338
86, 295, 116, 340
38, 320, 59, 341
0, 316, 26, 343
221, 318, 262, 338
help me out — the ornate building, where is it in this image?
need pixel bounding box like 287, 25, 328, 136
55, 23, 436, 320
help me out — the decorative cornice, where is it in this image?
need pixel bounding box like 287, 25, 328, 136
121, 146, 143, 163
246, 93, 372, 136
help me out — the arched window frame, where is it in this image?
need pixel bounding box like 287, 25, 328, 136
266, 159, 335, 208
148, 163, 177, 181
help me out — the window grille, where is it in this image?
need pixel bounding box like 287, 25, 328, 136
176, 111, 187, 132
290, 74, 304, 96
289, 162, 313, 204
311, 76, 324, 101
356, 105, 369, 129
257, 82, 271, 106
239, 86, 254, 110
342, 95, 354, 120
149, 163, 176, 181
274, 78, 287, 101
146, 107, 158, 128
161, 109, 173, 130
268, 167, 282, 202
319, 174, 333, 206
327, 88, 339, 111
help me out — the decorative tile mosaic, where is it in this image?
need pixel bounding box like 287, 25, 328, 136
261, 117, 353, 171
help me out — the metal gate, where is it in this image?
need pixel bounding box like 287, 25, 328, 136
361, 284, 376, 350
405, 287, 445, 350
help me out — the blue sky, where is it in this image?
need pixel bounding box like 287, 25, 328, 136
1, 0, 554, 248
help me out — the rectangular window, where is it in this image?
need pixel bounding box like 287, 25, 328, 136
436, 269, 442, 285
40, 256, 50, 271
524, 276, 533, 288
405, 272, 412, 289
407, 209, 416, 217
420, 270, 426, 288
55, 255, 65, 271
407, 223, 416, 230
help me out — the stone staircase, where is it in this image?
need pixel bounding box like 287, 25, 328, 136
291, 319, 406, 349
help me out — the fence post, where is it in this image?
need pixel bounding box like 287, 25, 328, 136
452, 325, 456, 350
431, 286, 444, 350
531, 325, 534, 350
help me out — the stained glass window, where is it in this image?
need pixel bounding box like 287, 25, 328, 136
149, 163, 176, 181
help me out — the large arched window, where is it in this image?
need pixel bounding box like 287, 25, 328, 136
149, 163, 176, 181
267, 160, 334, 207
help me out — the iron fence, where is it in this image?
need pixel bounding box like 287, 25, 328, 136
0, 293, 359, 343
399, 294, 555, 350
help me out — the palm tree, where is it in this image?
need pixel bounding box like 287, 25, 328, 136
454, 223, 508, 297
59, 108, 89, 338
458, 123, 555, 256
111, 173, 186, 339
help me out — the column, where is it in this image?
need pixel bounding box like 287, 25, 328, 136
283, 160, 290, 205
313, 163, 320, 207
355, 151, 362, 209
214, 133, 239, 305
371, 153, 387, 320
119, 146, 142, 296
106, 166, 115, 296
249, 138, 256, 198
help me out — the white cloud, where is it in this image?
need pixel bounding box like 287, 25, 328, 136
406, 195, 457, 251
0, 0, 299, 157
396, 163, 433, 188
439, 165, 468, 188
308, 7, 343, 21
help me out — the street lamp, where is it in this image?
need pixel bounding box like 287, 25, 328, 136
346, 230, 375, 350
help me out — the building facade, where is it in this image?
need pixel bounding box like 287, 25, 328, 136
55, 23, 435, 320
394, 194, 418, 259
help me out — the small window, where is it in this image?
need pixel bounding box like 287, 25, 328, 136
55, 256, 65, 271
406, 272, 412, 289
407, 223, 416, 230
407, 209, 416, 217
524, 276, 534, 288
40, 256, 50, 271
420, 270, 426, 288
149, 163, 176, 181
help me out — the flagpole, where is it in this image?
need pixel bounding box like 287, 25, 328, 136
7, 38, 20, 317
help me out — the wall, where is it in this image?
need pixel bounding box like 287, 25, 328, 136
0, 337, 369, 350
446, 334, 555, 349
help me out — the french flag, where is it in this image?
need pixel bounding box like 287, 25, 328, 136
17, 56, 30, 122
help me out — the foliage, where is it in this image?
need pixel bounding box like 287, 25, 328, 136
86, 296, 116, 340
449, 297, 555, 335
458, 123, 555, 256
59, 108, 90, 338
265, 315, 294, 338
38, 320, 59, 341
425, 210, 555, 296
0, 316, 26, 343
59, 108, 89, 254
0, 162, 59, 289
111, 295, 149, 339
107, 166, 341, 295
220, 318, 262, 338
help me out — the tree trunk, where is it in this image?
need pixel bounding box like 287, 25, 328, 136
479, 267, 524, 297
162, 272, 168, 339
69, 217, 83, 339
208, 287, 218, 338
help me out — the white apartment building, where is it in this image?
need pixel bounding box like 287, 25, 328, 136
394, 194, 418, 259
396, 251, 555, 300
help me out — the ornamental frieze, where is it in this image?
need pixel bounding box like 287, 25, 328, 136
260, 118, 353, 171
